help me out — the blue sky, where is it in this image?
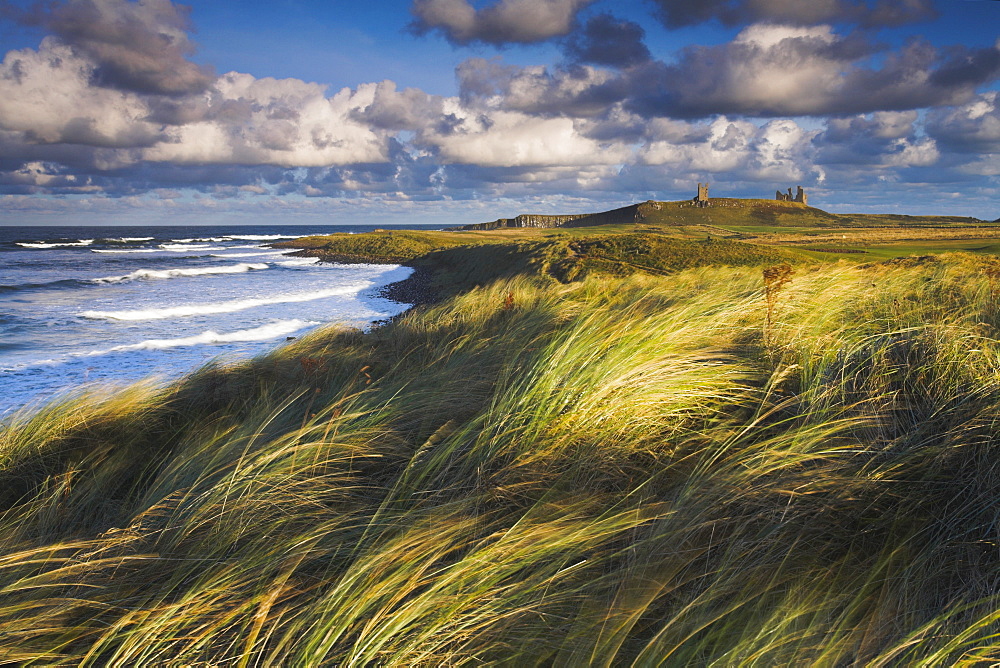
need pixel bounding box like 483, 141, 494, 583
0, 0, 998, 225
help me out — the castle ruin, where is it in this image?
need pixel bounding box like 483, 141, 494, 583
693, 182, 710, 207
776, 186, 807, 205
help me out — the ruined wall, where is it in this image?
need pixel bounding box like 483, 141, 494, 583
776, 186, 807, 205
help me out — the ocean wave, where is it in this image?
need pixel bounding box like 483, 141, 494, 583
172, 237, 228, 243
277, 257, 320, 267
0, 278, 81, 293
96, 319, 318, 352
99, 236, 154, 243
226, 234, 302, 241
81, 284, 368, 321
210, 251, 291, 258
90, 263, 269, 284
17, 239, 94, 249
91, 248, 160, 254
159, 243, 214, 250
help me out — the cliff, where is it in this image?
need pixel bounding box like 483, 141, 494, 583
456, 213, 591, 231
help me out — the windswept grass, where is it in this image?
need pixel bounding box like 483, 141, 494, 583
3, 254, 1000, 664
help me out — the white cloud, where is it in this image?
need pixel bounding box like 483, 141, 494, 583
142, 74, 390, 167
427, 103, 631, 167
0, 39, 160, 148
641, 116, 817, 181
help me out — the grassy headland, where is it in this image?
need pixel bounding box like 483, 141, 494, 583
277, 198, 1000, 278
5, 200, 1000, 664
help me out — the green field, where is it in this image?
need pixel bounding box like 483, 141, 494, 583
6, 201, 1000, 664
277, 198, 1000, 276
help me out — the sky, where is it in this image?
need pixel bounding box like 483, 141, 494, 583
0, 0, 998, 226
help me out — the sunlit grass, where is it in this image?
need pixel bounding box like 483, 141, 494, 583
3, 254, 1000, 664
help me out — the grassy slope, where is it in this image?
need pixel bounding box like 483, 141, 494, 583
277, 228, 803, 300
454, 198, 985, 232
5, 251, 1000, 664
277, 200, 1000, 277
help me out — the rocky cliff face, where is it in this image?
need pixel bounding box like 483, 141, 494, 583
456, 201, 672, 231
456, 213, 591, 231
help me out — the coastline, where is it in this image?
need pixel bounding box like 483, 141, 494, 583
7, 234, 1000, 662
377, 264, 439, 307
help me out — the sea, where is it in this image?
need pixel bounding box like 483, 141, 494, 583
0, 224, 423, 418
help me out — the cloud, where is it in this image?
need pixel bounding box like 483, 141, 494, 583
0, 39, 163, 147
142, 75, 392, 167
562, 13, 651, 68
473, 25, 1000, 119
409, 0, 594, 46
350, 80, 446, 132
0, 0, 995, 219
5, 0, 214, 95
0, 34, 393, 169
640, 116, 819, 182
424, 101, 632, 167
456, 57, 617, 116
815, 111, 940, 168
631, 25, 1000, 117
927, 92, 1000, 154
648, 0, 937, 29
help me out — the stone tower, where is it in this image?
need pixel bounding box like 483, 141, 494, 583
693, 182, 710, 207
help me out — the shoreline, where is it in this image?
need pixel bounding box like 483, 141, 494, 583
376, 264, 440, 307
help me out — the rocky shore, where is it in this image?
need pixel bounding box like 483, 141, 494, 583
377, 264, 439, 307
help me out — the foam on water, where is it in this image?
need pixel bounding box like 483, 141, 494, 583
210, 251, 293, 258
81, 284, 370, 321
91, 248, 160, 254
0, 224, 418, 416
227, 234, 302, 241
18, 239, 94, 248
278, 257, 321, 266
96, 319, 319, 352
91, 263, 269, 283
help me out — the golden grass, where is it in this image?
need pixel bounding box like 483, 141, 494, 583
3, 254, 1000, 664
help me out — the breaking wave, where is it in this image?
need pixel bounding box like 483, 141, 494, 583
210, 251, 291, 258
91, 249, 160, 254
91, 263, 269, 283
277, 257, 320, 267
81, 285, 367, 321
17, 239, 94, 249
96, 319, 318, 352
226, 234, 302, 241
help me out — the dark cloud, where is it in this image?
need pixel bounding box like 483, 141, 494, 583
813, 111, 930, 166
465, 26, 1000, 120
4, 0, 214, 95
409, 0, 594, 46
562, 13, 651, 68
648, 0, 937, 29
927, 92, 1000, 154
929, 44, 1000, 88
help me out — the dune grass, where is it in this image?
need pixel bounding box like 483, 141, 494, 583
3, 253, 1000, 664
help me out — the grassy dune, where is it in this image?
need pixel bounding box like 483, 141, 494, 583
4, 250, 1000, 664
